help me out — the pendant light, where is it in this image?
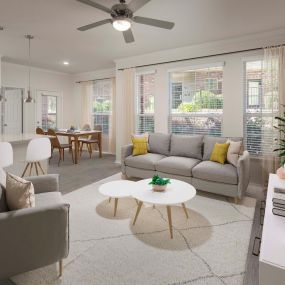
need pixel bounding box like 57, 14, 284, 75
24, 35, 34, 103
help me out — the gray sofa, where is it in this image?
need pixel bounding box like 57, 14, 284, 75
121, 133, 250, 200
0, 174, 69, 280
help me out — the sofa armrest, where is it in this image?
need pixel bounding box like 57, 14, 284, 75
0, 203, 69, 279
26, 174, 59, 194
237, 151, 250, 198
121, 144, 133, 174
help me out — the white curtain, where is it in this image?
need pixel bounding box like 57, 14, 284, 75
121, 68, 136, 145
80, 81, 93, 128
262, 46, 285, 185
109, 77, 116, 153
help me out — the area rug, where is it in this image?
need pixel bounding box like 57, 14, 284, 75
12, 174, 256, 285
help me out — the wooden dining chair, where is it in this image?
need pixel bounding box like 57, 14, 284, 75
36, 127, 45, 135
79, 125, 102, 158
47, 129, 74, 166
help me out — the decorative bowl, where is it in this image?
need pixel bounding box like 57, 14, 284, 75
152, 184, 167, 192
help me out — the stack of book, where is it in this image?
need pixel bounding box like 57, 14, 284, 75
272, 187, 285, 217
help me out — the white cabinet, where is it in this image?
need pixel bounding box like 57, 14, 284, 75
259, 174, 285, 284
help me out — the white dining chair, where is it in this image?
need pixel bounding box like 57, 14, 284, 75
0, 142, 13, 168
0, 142, 13, 186
22, 138, 51, 177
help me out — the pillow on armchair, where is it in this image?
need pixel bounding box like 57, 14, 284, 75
5, 173, 35, 211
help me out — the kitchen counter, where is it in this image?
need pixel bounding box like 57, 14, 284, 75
0, 133, 50, 185
0, 133, 48, 144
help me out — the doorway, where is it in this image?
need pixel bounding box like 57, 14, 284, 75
0, 87, 23, 135
36, 90, 62, 130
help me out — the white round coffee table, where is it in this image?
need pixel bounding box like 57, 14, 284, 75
132, 179, 196, 239
99, 180, 137, 217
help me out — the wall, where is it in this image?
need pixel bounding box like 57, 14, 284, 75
1, 62, 74, 133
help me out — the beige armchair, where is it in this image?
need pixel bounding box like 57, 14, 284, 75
0, 174, 69, 280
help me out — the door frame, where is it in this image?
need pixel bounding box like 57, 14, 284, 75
35, 89, 63, 129
1, 87, 24, 134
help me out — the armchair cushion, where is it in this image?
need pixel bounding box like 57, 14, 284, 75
35, 192, 63, 207
26, 174, 59, 194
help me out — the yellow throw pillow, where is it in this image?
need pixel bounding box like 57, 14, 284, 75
132, 135, 148, 156
210, 143, 230, 164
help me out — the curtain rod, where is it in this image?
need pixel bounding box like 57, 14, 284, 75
76, 77, 114, 84
117, 44, 285, 71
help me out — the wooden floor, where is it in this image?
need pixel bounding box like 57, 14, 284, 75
244, 186, 265, 285
48, 150, 121, 194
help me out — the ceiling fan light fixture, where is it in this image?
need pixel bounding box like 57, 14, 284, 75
112, 18, 131, 31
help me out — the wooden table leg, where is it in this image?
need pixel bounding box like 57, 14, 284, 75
182, 203, 189, 219
74, 136, 79, 164
114, 198, 118, 217
98, 132, 102, 158
166, 206, 173, 239
133, 201, 143, 225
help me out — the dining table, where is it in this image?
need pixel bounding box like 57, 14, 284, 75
55, 130, 102, 164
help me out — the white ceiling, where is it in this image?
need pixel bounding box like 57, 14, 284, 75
0, 0, 285, 74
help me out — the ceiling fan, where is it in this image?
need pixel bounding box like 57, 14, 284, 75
76, 0, 175, 43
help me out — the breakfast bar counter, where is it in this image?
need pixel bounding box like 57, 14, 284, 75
0, 133, 49, 184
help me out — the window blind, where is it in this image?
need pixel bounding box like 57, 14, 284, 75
91, 79, 112, 135
169, 66, 223, 136
244, 60, 279, 156
135, 72, 155, 134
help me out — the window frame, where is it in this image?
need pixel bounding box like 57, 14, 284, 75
168, 65, 224, 136
135, 70, 156, 134
91, 79, 112, 136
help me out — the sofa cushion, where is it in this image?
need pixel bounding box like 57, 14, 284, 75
0, 184, 8, 213
192, 161, 238, 185
148, 133, 171, 156
125, 153, 166, 171
203, 136, 243, 161
156, 156, 201, 177
35, 192, 63, 208
170, 134, 203, 159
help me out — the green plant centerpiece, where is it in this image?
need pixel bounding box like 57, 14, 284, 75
149, 175, 171, 192
274, 104, 285, 178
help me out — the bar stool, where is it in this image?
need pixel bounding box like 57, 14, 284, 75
22, 138, 51, 177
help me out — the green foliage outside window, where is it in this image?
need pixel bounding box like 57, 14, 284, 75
177, 90, 223, 113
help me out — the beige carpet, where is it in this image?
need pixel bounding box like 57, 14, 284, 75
12, 174, 256, 285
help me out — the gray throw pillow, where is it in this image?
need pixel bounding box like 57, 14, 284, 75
148, 133, 171, 156
170, 134, 203, 160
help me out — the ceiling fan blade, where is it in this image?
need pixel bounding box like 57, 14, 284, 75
123, 29, 135, 43
77, 0, 112, 14
133, 16, 174, 29
77, 19, 112, 31
128, 0, 151, 12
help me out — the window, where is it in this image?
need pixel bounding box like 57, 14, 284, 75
135, 72, 155, 134
91, 80, 112, 135
169, 65, 223, 136
42, 95, 57, 130
244, 60, 279, 156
